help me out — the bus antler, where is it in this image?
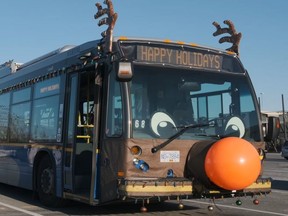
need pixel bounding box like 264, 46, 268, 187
212, 20, 242, 56
95, 0, 118, 53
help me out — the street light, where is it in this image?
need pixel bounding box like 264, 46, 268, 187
260, 92, 264, 110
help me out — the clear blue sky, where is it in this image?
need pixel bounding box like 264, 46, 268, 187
1, 0, 288, 111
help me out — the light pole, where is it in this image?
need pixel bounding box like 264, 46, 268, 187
260, 92, 264, 111
282, 94, 287, 140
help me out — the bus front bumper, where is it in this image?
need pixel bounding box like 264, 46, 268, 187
117, 177, 271, 199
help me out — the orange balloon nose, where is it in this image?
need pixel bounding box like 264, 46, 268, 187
204, 137, 261, 190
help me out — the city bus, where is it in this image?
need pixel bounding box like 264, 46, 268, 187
0, 0, 278, 212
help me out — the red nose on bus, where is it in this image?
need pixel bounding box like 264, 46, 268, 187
186, 137, 261, 191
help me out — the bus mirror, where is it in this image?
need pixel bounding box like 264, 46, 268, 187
265, 116, 280, 142
117, 62, 133, 81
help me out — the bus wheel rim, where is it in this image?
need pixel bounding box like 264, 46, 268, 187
41, 168, 54, 194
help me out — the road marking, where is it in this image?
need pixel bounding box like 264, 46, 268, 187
185, 200, 288, 216
0, 201, 43, 216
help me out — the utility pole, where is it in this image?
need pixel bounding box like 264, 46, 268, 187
282, 94, 287, 140
260, 92, 264, 110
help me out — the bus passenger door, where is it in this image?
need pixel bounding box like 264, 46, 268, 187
63, 73, 78, 192
64, 71, 96, 200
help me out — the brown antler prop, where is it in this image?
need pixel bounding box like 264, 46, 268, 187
212, 20, 242, 56
95, 0, 118, 53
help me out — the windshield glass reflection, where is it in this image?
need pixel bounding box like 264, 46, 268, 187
130, 65, 260, 141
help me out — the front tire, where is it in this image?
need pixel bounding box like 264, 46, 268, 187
37, 155, 64, 207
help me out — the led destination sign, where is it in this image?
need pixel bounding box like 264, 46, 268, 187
137, 45, 223, 70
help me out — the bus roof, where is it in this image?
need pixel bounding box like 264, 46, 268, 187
0, 36, 239, 90
0, 40, 100, 87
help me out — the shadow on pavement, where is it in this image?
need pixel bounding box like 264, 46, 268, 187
0, 183, 198, 215
272, 179, 288, 190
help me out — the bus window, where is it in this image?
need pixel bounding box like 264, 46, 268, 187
208, 95, 222, 119
239, 84, 260, 140
0, 93, 10, 141
192, 82, 232, 121
131, 83, 150, 137
10, 102, 31, 142
67, 75, 78, 144
129, 65, 261, 141
31, 78, 60, 142
223, 92, 231, 114
12, 87, 31, 104
82, 101, 94, 125
9, 88, 31, 142
34, 77, 60, 99
31, 95, 59, 142
106, 78, 123, 137
198, 97, 207, 123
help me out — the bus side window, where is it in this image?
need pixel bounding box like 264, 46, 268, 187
31, 78, 60, 142
31, 95, 59, 141
10, 88, 31, 142
10, 103, 31, 142
0, 93, 10, 141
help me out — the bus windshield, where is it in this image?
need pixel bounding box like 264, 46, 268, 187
130, 64, 260, 141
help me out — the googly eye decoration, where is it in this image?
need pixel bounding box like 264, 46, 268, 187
224, 116, 245, 138
150, 112, 177, 138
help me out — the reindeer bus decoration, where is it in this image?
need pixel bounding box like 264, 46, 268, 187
95, 0, 118, 53
212, 20, 242, 56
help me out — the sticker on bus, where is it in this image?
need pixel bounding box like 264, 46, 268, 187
160, 150, 180, 162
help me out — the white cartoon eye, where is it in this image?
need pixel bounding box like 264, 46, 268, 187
224, 116, 245, 138
150, 112, 177, 138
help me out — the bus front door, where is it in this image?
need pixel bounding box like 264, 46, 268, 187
64, 71, 97, 202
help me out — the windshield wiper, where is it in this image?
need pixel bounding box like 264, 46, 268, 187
151, 123, 210, 153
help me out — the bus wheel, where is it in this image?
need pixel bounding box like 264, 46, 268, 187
37, 155, 62, 207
